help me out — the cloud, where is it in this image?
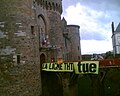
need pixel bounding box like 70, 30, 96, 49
62, 0, 79, 10
80, 0, 120, 22
63, 3, 112, 40
62, 1, 118, 54
81, 40, 113, 54
80, 0, 120, 10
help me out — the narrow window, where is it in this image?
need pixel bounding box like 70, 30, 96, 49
31, 26, 34, 35
17, 55, 20, 64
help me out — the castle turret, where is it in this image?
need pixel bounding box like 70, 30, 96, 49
66, 25, 82, 60
47, 0, 64, 60
35, 0, 64, 61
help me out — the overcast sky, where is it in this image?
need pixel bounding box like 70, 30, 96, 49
62, 0, 120, 54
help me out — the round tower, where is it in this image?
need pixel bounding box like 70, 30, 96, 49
47, 0, 64, 61
36, 0, 64, 61
66, 25, 82, 60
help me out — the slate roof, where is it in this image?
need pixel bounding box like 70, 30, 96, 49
115, 23, 120, 32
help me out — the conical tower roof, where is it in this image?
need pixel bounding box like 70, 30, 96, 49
115, 23, 120, 32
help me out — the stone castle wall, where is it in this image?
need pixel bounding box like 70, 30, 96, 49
0, 0, 81, 95
0, 0, 42, 95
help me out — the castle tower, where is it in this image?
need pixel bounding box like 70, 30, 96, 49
35, 0, 64, 62
66, 25, 82, 60
46, 0, 64, 61
34, 1, 64, 96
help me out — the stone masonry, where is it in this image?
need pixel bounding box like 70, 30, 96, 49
0, 0, 81, 96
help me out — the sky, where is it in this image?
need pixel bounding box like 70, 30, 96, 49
62, 0, 120, 54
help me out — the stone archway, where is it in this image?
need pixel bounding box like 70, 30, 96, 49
40, 53, 46, 72
40, 53, 46, 65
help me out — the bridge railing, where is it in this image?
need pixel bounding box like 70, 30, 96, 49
63, 58, 120, 68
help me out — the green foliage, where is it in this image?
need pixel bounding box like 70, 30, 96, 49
77, 69, 120, 96
104, 69, 120, 96
104, 53, 120, 59
78, 75, 91, 96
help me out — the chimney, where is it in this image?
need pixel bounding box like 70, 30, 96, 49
111, 22, 114, 34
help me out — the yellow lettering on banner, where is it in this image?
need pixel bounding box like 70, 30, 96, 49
42, 61, 99, 74
42, 62, 74, 72
74, 61, 99, 74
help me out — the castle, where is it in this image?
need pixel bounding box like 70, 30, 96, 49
0, 0, 81, 95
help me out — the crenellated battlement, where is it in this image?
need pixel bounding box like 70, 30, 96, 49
36, 0, 62, 14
